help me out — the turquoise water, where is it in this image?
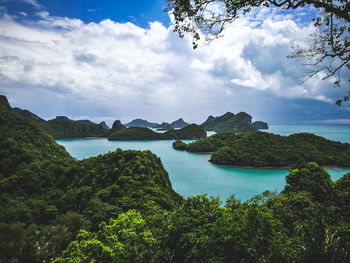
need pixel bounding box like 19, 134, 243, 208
56, 125, 350, 202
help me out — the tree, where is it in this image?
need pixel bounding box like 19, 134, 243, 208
166, 0, 349, 104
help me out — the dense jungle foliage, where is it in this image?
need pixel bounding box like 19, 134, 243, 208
174, 132, 350, 167
0, 95, 181, 262
108, 124, 206, 140
1, 95, 349, 262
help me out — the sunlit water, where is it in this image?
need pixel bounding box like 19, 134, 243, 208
57, 125, 350, 202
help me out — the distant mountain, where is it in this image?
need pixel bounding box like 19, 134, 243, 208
99, 121, 110, 130
13, 108, 107, 139
201, 112, 263, 133
171, 118, 189, 129
108, 124, 206, 140
111, 120, 125, 131
124, 118, 159, 128
252, 121, 268, 130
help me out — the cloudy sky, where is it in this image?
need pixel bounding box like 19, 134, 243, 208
0, 0, 349, 125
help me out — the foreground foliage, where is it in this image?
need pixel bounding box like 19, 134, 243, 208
57, 162, 350, 263
0, 95, 181, 262
174, 132, 350, 167
167, 0, 350, 104
1, 95, 349, 262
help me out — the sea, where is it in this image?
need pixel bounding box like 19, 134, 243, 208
56, 124, 350, 202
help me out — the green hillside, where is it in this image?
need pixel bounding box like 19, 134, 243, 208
1, 95, 349, 263
201, 112, 258, 133
13, 107, 107, 139
201, 112, 270, 133
0, 95, 181, 262
108, 124, 206, 140
173, 132, 350, 167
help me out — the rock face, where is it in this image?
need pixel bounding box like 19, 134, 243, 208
13, 107, 45, 122
99, 121, 110, 130
124, 119, 159, 128
111, 120, 125, 131
201, 112, 258, 133
252, 121, 268, 130
170, 118, 189, 129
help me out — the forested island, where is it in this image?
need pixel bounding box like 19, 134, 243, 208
201, 112, 267, 133
173, 132, 350, 167
108, 124, 206, 140
1, 95, 349, 262
12, 107, 204, 140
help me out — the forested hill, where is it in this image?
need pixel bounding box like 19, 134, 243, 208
13, 107, 107, 139
173, 132, 350, 167
108, 124, 206, 140
2, 95, 350, 262
201, 112, 267, 133
0, 95, 182, 262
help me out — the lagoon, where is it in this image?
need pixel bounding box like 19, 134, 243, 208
57, 124, 350, 202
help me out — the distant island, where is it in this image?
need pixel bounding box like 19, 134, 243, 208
201, 112, 268, 133
13, 105, 267, 139
124, 118, 159, 128
171, 118, 189, 128
125, 118, 190, 130
173, 132, 350, 167
108, 124, 206, 140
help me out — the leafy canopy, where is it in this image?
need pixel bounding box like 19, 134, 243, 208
166, 0, 350, 104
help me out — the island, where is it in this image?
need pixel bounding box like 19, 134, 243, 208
108, 123, 206, 140
252, 121, 268, 130
201, 112, 268, 133
173, 131, 350, 167
170, 118, 189, 128
1, 94, 349, 262
124, 118, 159, 128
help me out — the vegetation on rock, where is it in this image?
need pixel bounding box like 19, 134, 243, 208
170, 118, 189, 128
174, 132, 350, 167
252, 121, 268, 130
1, 95, 349, 262
108, 124, 206, 140
13, 107, 107, 139
201, 112, 265, 133
124, 119, 159, 128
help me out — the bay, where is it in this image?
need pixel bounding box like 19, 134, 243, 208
56, 124, 350, 202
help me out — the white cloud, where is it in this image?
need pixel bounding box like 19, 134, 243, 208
22, 0, 40, 8
0, 0, 41, 9
0, 7, 347, 123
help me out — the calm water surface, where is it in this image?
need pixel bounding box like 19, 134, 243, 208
57, 125, 350, 202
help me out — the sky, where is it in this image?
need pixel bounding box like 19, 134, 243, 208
0, 0, 349, 125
